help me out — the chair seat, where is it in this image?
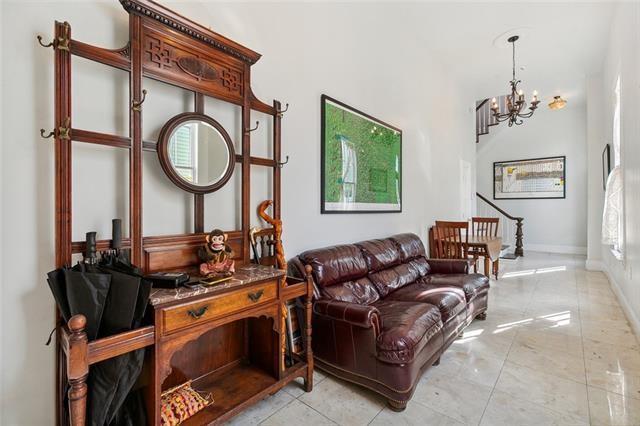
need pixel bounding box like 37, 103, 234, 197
420, 273, 490, 302
385, 285, 467, 323
373, 300, 443, 364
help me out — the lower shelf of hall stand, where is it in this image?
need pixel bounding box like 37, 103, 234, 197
180, 361, 309, 425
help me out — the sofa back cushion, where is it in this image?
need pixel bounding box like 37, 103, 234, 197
357, 238, 422, 297
299, 244, 380, 305
356, 239, 401, 272
390, 233, 427, 261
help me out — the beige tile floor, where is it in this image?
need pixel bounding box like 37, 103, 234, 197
227, 252, 640, 425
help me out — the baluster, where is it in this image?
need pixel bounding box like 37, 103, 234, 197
259, 235, 266, 262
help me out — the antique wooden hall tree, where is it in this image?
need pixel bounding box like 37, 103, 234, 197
40, 0, 313, 424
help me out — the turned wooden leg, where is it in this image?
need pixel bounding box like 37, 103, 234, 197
493, 258, 499, 280
387, 399, 407, 412
304, 266, 314, 393
66, 315, 89, 426
476, 312, 487, 321
483, 256, 490, 278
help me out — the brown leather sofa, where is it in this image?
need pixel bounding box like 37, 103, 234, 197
289, 233, 490, 411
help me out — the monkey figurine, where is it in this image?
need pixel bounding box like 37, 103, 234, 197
199, 229, 235, 277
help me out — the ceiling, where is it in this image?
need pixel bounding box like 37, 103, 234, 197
400, 2, 616, 106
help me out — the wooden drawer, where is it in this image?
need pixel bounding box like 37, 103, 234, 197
161, 281, 277, 334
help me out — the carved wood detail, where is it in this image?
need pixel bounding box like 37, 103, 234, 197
142, 24, 244, 102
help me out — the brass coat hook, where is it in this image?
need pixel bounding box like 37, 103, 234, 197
131, 89, 147, 112
40, 128, 55, 139
36, 22, 70, 51
36, 36, 54, 49
276, 103, 289, 117
40, 117, 71, 141
245, 121, 259, 134
276, 155, 289, 169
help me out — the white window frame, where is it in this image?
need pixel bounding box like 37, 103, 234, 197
611, 75, 625, 261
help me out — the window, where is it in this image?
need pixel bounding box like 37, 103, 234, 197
169, 123, 198, 183
602, 76, 624, 259
612, 77, 624, 256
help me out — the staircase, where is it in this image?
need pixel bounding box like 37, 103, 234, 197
476, 192, 524, 258
476, 95, 508, 143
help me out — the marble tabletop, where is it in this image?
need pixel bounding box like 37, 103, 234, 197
149, 264, 286, 306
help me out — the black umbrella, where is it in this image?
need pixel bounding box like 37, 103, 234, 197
87, 220, 150, 426
46, 232, 111, 341
46, 221, 150, 425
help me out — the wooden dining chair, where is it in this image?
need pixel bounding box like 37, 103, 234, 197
471, 217, 500, 277
433, 221, 470, 260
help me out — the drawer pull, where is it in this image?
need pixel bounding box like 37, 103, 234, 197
247, 289, 264, 303
187, 306, 208, 319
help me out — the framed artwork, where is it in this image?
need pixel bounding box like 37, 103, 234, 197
321, 95, 402, 213
602, 144, 611, 190
493, 156, 566, 200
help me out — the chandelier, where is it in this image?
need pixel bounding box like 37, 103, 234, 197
491, 35, 540, 126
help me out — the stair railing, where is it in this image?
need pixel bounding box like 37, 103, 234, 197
476, 192, 524, 257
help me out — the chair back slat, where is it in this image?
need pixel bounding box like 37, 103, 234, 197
472, 217, 499, 237
433, 221, 469, 259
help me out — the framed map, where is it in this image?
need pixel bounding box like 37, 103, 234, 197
321, 95, 402, 213
494, 156, 566, 200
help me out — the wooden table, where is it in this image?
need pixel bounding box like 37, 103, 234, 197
429, 227, 502, 278
467, 235, 502, 278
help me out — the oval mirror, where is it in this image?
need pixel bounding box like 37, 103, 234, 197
157, 113, 235, 194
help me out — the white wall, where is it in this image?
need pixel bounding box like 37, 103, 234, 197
0, 2, 475, 423
591, 2, 640, 334
585, 74, 605, 267
476, 104, 588, 254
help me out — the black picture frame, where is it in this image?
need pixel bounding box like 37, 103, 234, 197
320, 94, 402, 214
493, 156, 566, 200
602, 144, 611, 190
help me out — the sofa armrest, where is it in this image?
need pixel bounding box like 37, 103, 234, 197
426, 258, 470, 274
313, 299, 381, 331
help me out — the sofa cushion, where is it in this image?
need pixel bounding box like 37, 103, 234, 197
373, 300, 443, 364
300, 244, 368, 288
321, 276, 380, 305
420, 273, 490, 302
390, 233, 427, 261
385, 285, 467, 323
369, 262, 423, 298
356, 239, 401, 272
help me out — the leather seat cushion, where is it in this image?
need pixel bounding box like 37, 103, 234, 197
355, 239, 401, 272
420, 273, 490, 302
385, 285, 467, 323
373, 300, 443, 364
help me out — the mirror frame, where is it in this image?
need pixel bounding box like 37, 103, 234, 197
157, 112, 236, 194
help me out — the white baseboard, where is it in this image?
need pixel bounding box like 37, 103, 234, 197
601, 262, 640, 337
585, 259, 604, 271
526, 244, 587, 255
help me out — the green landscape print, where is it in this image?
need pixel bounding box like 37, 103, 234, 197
323, 97, 401, 212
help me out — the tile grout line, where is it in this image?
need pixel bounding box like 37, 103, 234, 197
478, 263, 536, 425
296, 398, 342, 425
576, 267, 593, 426
365, 405, 385, 426
411, 398, 469, 425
